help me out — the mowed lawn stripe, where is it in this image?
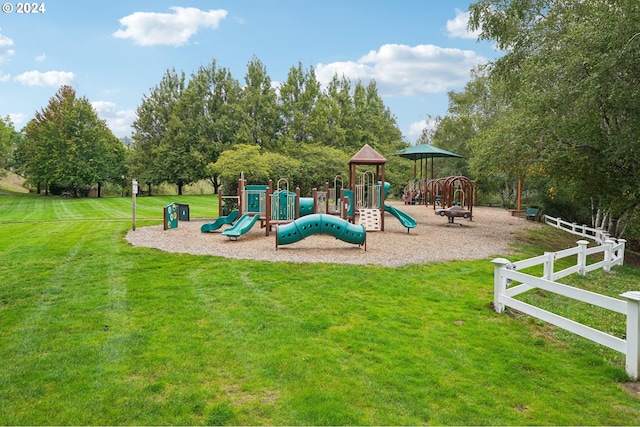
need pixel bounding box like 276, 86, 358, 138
1, 196, 640, 424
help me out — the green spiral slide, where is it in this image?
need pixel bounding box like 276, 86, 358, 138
276, 214, 366, 248
200, 209, 239, 233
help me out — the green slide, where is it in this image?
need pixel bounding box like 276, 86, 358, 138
221, 213, 260, 240
276, 214, 366, 248
384, 204, 417, 233
200, 209, 239, 233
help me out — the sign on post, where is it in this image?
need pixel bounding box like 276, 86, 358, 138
132, 179, 138, 231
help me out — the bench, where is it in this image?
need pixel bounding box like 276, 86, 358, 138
525, 208, 540, 221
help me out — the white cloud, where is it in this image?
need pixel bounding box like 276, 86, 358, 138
446, 9, 481, 40
13, 70, 75, 87
407, 120, 428, 142
91, 100, 118, 114
113, 7, 228, 47
92, 101, 136, 137
35, 53, 46, 62
0, 33, 15, 63
406, 118, 439, 143
8, 112, 27, 127
316, 43, 486, 97
0, 71, 10, 82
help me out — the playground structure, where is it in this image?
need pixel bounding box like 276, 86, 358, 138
402, 177, 427, 205
200, 174, 344, 239
200, 144, 417, 242
163, 202, 179, 230
275, 214, 366, 250
200, 209, 238, 233
428, 176, 475, 220
402, 175, 476, 222
436, 205, 472, 224
395, 143, 465, 206
347, 144, 387, 231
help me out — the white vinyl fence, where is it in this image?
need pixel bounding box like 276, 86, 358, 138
544, 214, 608, 244
492, 238, 640, 379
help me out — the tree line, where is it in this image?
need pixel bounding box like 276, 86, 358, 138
422, 0, 640, 241
6, 57, 408, 197
128, 57, 407, 196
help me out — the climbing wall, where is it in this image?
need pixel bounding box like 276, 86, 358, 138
358, 208, 381, 231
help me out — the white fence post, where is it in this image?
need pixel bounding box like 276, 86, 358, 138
621, 291, 640, 380
604, 239, 615, 272
543, 252, 554, 280
577, 240, 589, 276
492, 258, 510, 313
618, 239, 627, 266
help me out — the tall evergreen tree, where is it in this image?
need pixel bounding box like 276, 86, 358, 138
236, 57, 281, 150
130, 68, 185, 195
279, 62, 321, 145
193, 60, 243, 193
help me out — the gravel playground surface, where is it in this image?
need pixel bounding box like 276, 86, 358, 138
126, 202, 543, 267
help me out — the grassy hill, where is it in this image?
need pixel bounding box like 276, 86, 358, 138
0, 170, 28, 194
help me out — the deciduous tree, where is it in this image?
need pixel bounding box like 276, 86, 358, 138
468, 0, 640, 232
0, 116, 21, 177
23, 85, 124, 196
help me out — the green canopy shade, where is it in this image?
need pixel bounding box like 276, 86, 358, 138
394, 144, 463, 180
395, 144, 463, 161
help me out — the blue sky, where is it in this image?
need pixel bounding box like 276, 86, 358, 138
0, 1, 500, 142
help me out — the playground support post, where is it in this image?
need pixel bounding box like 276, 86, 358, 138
265, 179, 273, 236
324, 182, 330, 213
340, 188, 348, 221
237, 177, 245, 216
312, 188, 318, 213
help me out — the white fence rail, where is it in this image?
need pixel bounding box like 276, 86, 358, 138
544, 214, 608, 244
492, 238, 640, 379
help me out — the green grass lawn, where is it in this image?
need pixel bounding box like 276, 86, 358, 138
1, 194, 639, 425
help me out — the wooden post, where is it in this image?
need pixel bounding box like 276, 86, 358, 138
312, 188, 318, 214
295, 187, 301, 219
237, 178, 244, 216
325, 182, 330, 214
517, 178, 522, 211
265, 180, 273, 236
379, 164, 385, 231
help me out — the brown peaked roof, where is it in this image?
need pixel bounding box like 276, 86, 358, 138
348, 144, 387, 165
